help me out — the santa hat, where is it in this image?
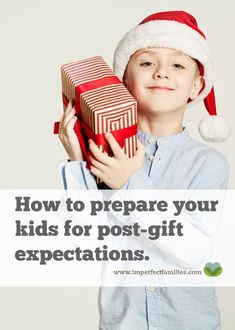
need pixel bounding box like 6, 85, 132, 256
113, 11, 230, 143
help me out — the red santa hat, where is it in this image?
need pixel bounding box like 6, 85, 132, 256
113, 11, 230, 143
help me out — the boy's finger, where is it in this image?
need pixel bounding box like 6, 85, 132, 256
133, 139, 145, 163
105, 132, 124, 158
136, 139, 145, 155
63, 100, 72, 113
60, 107, 75, 133
89, 155, 107, 173
88, 140, 111, 165
65, 116, 78, 139
89, 166, 104, 181
60, 101, 72, 126
60, 101, 74, 125
59, 114, 64, 134
62, 105, 75, 124
63, 107, 76, 129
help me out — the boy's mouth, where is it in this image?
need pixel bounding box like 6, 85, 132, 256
147, 85, 175, 91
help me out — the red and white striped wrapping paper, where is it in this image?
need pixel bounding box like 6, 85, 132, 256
61, 56, 137, 159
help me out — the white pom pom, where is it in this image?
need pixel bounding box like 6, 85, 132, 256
198, 115, 231, 143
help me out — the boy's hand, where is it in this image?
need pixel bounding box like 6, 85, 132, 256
59, 101, 83, 161
89, 133, 145, 189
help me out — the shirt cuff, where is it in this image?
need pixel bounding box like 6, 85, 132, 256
59, 160, 97, 190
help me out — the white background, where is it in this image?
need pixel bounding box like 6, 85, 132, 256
0, 0, 234, 329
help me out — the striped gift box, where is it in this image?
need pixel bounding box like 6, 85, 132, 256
60, 56, 137, 162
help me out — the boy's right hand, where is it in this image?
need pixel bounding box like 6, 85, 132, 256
59, 101, 84, 161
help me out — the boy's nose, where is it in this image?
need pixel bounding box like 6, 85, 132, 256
152, 65, 169, 79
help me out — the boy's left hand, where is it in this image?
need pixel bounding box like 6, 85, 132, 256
89, 133, 145, 189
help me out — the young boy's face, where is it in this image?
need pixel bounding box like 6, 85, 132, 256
124, 47, 203, 115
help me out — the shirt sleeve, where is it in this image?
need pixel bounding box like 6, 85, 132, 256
59, 161, 98, 190
59, 161, 133, 191
189, 152, 230, 189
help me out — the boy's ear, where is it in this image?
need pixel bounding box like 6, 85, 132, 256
122, 70, 130, 90
189, 76, 204, 100
123, 77, 131, 93
122, 72, 128, 87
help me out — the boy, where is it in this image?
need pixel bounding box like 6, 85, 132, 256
59, 11, 230, 330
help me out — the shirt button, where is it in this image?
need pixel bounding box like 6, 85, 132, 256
147, 287, 155, 293
148, 155, 155, 161
147, 136, 155, 144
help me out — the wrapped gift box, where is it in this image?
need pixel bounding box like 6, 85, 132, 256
54, 56, 137, 168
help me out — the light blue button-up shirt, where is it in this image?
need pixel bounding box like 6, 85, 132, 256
61, 128, 229, 330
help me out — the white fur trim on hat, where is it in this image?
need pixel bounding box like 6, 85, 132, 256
113, 19, 213, 107
198, 115, 231, 142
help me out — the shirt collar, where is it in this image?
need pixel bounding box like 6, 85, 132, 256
137, 127, 191, 148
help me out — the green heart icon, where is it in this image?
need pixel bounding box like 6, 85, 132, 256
203, 262, 223, 277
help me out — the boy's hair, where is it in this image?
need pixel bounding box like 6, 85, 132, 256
113, 11, 230, 143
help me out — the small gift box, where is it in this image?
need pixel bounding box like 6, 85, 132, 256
54, 56, 137, 170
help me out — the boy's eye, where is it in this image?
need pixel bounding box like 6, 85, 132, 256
173, 63, 185, 69
140, 61, 154, 67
